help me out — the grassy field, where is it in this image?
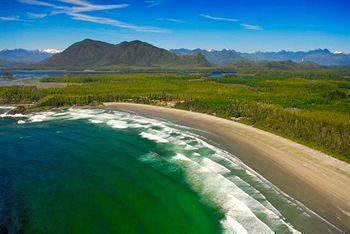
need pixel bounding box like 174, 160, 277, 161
1, 70, 349, 161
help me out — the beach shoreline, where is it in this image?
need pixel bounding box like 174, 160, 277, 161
104, 102, 350, 232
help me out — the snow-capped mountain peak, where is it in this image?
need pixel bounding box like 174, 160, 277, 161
40, 49, 62, 54
333, 51, 343, 54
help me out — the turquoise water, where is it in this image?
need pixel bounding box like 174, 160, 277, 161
0, 108, 342, 233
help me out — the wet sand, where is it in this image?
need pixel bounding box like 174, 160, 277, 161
104, 102, 350, 232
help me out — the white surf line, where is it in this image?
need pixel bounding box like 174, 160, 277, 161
173, 153, 275, 233
28, 112, 56, 123
200, 157, 231, 174
165, 131, 299, 231
140, 132, 169, 143
228, 176, 283, 217
106, 120, 128, 129
180, 152, 299, 233
223, 215, 248, 234
89, 119, 104, 124
68, 108, 98, 120
1, 113, 27, 118
206, 140, 344, 233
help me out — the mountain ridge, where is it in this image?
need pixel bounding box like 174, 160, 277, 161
0, 49, 59, 66
171, 48, 350, 66
2, 41, 350, 68
38, 39, 211, 69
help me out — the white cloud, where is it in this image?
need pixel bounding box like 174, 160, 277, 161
54, 3, 129, 14
156, 18, 186, 23
19, 0, 57, 8
200, 14, 237, 22
70, 13, 168, 33
20, 0, 129, 14
27, 12, 47, 19
200, 13, 263, 31
240, 23, 262, 30
18, 0, 165, 33
0, 16, 21, 21
145, 0, 162, 8
55, 0, 91, 5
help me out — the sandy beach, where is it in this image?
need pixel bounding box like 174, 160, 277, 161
104, 102, 350, 232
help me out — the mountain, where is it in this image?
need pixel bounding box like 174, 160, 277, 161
170, 48, 194, 56
39, 39, 211, 69
171, 48, 244, 65
40, 49, 62, 54
171, 48, 350, 66
0, 49, 60, 66
241, 49, 350, 66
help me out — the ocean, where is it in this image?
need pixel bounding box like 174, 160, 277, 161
0, 107, 342, 233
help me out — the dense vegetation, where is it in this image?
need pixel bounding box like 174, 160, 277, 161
1, 70, 349, 162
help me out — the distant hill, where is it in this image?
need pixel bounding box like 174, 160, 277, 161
39, 39, 211, 69
171, 48, 244, 65
0, 49, 60, 66
242, 49, 350, 66
171, 48, 350, 66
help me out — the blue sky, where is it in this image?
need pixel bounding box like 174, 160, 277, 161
0, 0, 349, 52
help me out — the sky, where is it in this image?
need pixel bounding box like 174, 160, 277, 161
0, 0, 349, 52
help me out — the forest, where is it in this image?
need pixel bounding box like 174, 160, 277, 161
0, 70, 349, 162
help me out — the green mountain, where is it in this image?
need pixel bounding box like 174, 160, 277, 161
39, 39, 211, 69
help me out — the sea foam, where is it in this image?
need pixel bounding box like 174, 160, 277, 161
140, 132, 169, 143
